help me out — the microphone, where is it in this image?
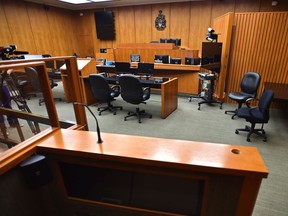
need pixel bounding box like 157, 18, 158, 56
73, 102, 103, 144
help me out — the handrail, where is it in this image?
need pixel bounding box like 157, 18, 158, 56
0, 57, 88, 174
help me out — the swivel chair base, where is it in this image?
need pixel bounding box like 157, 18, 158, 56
189, 95, 223, 110
225, 109, 237, 119
124, 107, 152, 123
97, 103, 123, 115
235, 123, 267, 142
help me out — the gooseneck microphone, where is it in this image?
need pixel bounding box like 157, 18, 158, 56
73, 102, 103, 144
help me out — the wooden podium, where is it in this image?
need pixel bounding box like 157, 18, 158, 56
60, 58, 97, 105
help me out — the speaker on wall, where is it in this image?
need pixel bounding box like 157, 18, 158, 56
95, 11, 115, 40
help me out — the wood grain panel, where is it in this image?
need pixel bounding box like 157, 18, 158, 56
117, 6, 135, 44
212, 12, 234, 99
260, 0, 288, 12
135, 5, 152, 43
0, 1, 13, 45
211, 0, 235, 20
72, 12, 95, 57
2, 0, 36, 53
26, 4, 53, 55
170, 2, 190, 48
189, 1, 212, 51
235, 0, 260, 12
46, 7, 76, 56
226, 12, 288, 107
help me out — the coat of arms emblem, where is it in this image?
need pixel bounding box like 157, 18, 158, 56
155, 10, 166, 31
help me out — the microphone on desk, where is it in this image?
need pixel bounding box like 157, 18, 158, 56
73, 102, 103, 144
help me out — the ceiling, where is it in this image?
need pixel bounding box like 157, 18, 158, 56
24, 0, 200, 10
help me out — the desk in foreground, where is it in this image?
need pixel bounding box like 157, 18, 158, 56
37, 129, 268, 216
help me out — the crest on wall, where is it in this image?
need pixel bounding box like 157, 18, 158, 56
155, 10, 166, 31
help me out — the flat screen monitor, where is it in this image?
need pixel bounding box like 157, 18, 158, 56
95, 11, 115, 40
172, 38, 181, 46
201, 42, 222, 73
137, 63, 154, 79
130, 54, 140, 62
105, 60, 115, 66
24, 55, 43, 60
170, 58, 181, 64
160, 38, 169, 43
115, 62, 131, 74
154, 55, 170, 64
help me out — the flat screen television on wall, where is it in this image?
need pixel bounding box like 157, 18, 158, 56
95, 11, 115, 40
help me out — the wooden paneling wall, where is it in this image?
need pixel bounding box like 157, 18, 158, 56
212, 12, 234, 100
0, 0, 77, 56
226, 12, 288, 105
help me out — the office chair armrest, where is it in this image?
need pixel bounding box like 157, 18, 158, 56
245, 98, 256, 108
248, 107, 259, 117
111, 85, 120, 93
143, 87, 151, 95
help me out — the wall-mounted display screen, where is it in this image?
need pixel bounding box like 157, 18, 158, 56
95, 11, 115, 40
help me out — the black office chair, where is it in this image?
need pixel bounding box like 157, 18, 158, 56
225, 72, 261, 119
25, 67, 62, 106
89, 74, 122, 115
235, 89, 274, 142
119, 74, 152, 123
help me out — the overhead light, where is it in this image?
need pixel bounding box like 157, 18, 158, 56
58, 0, 112, 4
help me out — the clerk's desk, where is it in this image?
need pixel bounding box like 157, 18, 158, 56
37, 129, 268, 216
90, 74, 178, 119
97, 62, 201, 94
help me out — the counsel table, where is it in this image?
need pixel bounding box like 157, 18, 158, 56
97, 63, 200, 94
102, 75, 178, 119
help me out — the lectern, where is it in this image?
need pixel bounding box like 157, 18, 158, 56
60, 58, 97, 105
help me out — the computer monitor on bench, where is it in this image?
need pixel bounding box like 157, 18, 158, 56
154, 54, 170, 64
115, 62, 131, 75
137, 63, 154, 80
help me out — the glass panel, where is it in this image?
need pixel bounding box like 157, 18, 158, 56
0, 60, 77, 154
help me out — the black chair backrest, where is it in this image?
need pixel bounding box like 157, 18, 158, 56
89, 74, 112, 101
119, 74, 143, 105
24, 67, 41, 91
240, 72, 261, 96
258, 89, 274, 120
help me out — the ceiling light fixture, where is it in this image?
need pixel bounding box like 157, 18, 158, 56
58, 0, 112, 4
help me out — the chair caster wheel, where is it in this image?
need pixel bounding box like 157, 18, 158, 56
235, 130, 239, 134
98, 113, 101, 116
247, 138, 251, 142
120, 107, 123, 110
124, 118, 127, 121
113, 112, 116, 115
97, 108, 100, 111
198, 107, 200, 110
263, 138, 267, 142
138, 121, 141, 123
149, 115, 152, 119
